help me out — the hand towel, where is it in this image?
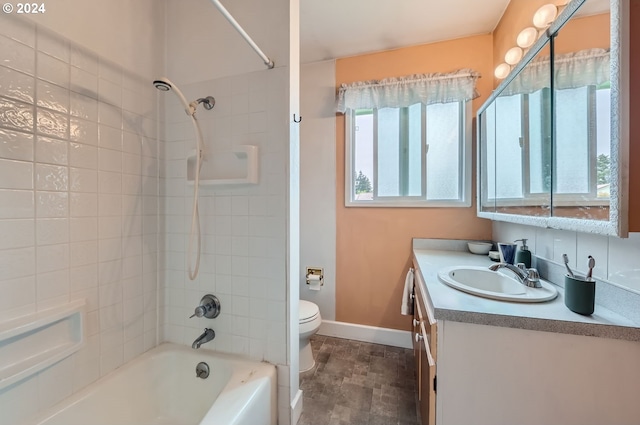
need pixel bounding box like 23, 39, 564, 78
401, 268, 414, 315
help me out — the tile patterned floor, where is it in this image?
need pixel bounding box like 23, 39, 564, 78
298, 335, 419, 425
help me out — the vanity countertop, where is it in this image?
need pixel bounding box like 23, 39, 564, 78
413, 246, 640, 342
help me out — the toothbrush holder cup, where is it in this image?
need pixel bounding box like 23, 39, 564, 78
497, 243, 517, 265
564, 275, 595, 315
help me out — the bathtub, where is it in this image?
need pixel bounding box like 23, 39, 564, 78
24, 343, 277, 425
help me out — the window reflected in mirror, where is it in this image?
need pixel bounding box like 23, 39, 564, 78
552, 4, 611, 220
481, 42, 553, 217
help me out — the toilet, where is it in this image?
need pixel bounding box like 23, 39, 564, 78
299, 300, 322, 373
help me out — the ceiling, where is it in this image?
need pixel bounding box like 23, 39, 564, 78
300, 0, 511, 63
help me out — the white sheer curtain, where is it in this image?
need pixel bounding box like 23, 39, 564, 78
336, 69, 480, 113
503, 48, 610, 96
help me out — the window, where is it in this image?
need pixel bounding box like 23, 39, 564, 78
345, 101, 472, 207
337, 69, 480, 208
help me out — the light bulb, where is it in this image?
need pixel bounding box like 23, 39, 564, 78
517, 27, 538, 48
504, 47, 523, 65
533, 4, 558, 28
494, 63, 511, 79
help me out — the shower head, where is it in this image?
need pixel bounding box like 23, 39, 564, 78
153, 77, 215, 117
153, 79, 171, 91
153, 77, 196, 116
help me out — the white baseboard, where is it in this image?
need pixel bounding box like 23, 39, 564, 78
317, 320, 412, 349
291, 389, 303, 425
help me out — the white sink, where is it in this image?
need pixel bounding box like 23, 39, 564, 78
438, 266, 558, 303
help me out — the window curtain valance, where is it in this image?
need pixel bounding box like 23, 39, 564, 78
502, 48, 610, 96
336, 68, 481, 113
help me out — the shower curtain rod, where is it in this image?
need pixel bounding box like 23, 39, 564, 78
209, 0, 275, 69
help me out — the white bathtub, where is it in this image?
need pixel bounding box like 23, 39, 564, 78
24, 343, 277, 425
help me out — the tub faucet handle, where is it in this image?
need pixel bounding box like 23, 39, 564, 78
189, 294, 221, 319
190, 305, 207, 319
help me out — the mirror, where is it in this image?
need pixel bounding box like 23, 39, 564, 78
477, 0, 628, 236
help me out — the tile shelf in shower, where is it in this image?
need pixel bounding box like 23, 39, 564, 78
0, 299, 85, 391
187, 145, 259, 186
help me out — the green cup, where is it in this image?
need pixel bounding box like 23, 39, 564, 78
564, 275, 595, 315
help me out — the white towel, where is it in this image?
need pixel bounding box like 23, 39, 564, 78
401, 267, 414, 315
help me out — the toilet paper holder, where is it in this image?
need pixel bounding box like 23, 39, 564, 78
306, 267, 324, 286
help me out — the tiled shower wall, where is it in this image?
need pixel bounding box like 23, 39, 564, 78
160, 69, 289, 364
0, 15, 159, 423
159, 68, 292, 422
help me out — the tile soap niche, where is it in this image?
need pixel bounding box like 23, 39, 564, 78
187, 145, 259, 185
0, 300, 85, 390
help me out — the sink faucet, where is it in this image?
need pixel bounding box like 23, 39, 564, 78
192, 328, 215, 349
489, 263, 541, 288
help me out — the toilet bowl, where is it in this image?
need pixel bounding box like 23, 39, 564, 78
299, 300, 322, 373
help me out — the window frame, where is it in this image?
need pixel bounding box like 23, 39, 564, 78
344, 101, 473, 208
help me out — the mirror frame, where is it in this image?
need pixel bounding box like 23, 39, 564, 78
476, 0, 629, 237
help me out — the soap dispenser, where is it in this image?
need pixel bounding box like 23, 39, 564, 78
514, 239, 532, 268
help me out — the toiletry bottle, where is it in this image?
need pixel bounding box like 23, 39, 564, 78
514, 239, 532, 268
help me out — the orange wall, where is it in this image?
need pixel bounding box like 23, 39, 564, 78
492, 0, 550, 87
554, 13, 610, 53
335, 35, 494, 330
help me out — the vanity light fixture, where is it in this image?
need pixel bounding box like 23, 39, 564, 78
504, 46, 524, 65
494, 63, 511, 79
533, 4, 558, 29
517, 27, 538, 48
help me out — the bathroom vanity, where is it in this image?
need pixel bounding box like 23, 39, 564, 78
411, 240, 640, 425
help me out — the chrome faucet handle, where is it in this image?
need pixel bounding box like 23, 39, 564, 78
190, 305, 207, 319
189, 294, 221, 319
524, 268, 541, 288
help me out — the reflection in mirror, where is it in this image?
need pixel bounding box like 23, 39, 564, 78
479, 101, 496, 213
552, 1, 611, 220
482, 42, 552, 217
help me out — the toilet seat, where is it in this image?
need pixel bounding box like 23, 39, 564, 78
299, 300, 320, 324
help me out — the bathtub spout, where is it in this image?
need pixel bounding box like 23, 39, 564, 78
192, 328, 216, 349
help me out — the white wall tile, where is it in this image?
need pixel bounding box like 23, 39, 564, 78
70, 117, 98, 144
69, 141, 97, 168
0, 96, 34, 134
608, 233, 640, 292
0, 275, 36, 313
37, 79, 70, 114
70, 92, 98, 121
37, 52, 69, 88
37, 218, 69, 246
494, 223, 640, 293
36, 136, 68, 165
37, 28, 70, 62
70, 192, 97, 217
575, 233, 609, 279
0, 159, 33, 189
35, 163, 69, 191
0, 34, 35, 75
70, 66, 98, 96
0, 66, 35, 104
0, 128, 34, 161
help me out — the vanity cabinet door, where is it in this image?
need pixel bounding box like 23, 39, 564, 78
413, 292, 423, 378
419, 322, 436, 425
412, 263, 437, 425
414, 265, 437, 361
